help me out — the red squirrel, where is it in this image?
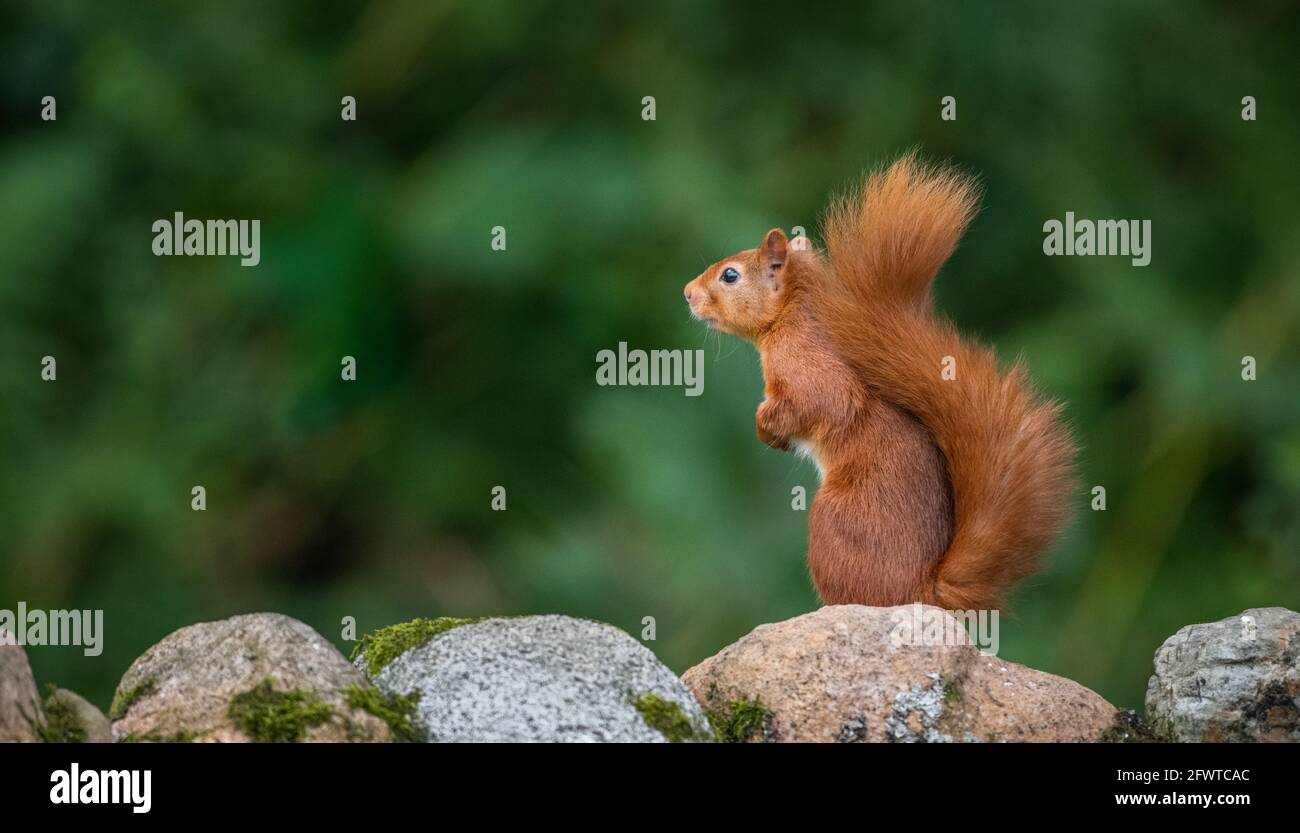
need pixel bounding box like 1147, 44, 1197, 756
683, 153, 1076, 611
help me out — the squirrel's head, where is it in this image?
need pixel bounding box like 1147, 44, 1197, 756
684, 228, 802, 340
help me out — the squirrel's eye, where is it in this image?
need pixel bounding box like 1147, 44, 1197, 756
720, 267, 740, 284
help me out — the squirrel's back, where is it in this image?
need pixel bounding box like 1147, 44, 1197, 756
814, 153, 1077, 611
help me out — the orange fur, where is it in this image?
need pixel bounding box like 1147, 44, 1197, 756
684, 153, 1076, 611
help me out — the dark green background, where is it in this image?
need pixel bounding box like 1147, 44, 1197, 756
2, 1, 1297, 712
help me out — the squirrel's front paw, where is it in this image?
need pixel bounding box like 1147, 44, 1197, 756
756, 401, 791, 451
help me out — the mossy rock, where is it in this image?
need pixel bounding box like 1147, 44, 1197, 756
110, 613, 397, 742
630, 691, 711, 743
228, 680, 334, 743
363, 615, 711, 742
1100, 709, 1177, 743
705, 697, 775, 743
350, 617, 484, 677
344, 684, 426, 743
36, 686, 112, 743
109, 679, 156, 721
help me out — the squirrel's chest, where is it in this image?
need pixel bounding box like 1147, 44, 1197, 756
793, 439, 825, 482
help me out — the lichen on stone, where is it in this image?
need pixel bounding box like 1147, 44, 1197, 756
109, 678, 156, 721
836, 715, 867, 743
227, 679, 333, 743
344, 684, 426, 743
886, 674, 953, 743
34, 685, 86, 743
706, 697, 774, 743
1234, 679, 1300, 740
629, 691, 705, 743
351, 617, 485, 677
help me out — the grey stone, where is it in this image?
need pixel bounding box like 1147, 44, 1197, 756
0, 629, 42, 742
1145, 607, 1299, 742
111, 613, 393, 742
361, 615, 711, 742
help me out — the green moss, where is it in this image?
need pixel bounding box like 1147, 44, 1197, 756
344, 684, 426, 743
34, 686, 87, 743
1101, 709, 1177, 743
630, 691, 705, 743
942, 678, 964, 704
706, 697, 774, 743
350, 617, 485, 677
108, 678, 156, 721
227, 680, 334, 743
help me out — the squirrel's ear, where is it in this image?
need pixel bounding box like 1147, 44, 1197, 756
761, 228, 788, 266
760, 228, 788, 289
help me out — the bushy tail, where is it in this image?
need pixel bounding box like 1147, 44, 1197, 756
816, 153, 1076, 611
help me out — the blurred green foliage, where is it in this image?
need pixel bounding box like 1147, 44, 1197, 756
1, 1, 1297, 711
